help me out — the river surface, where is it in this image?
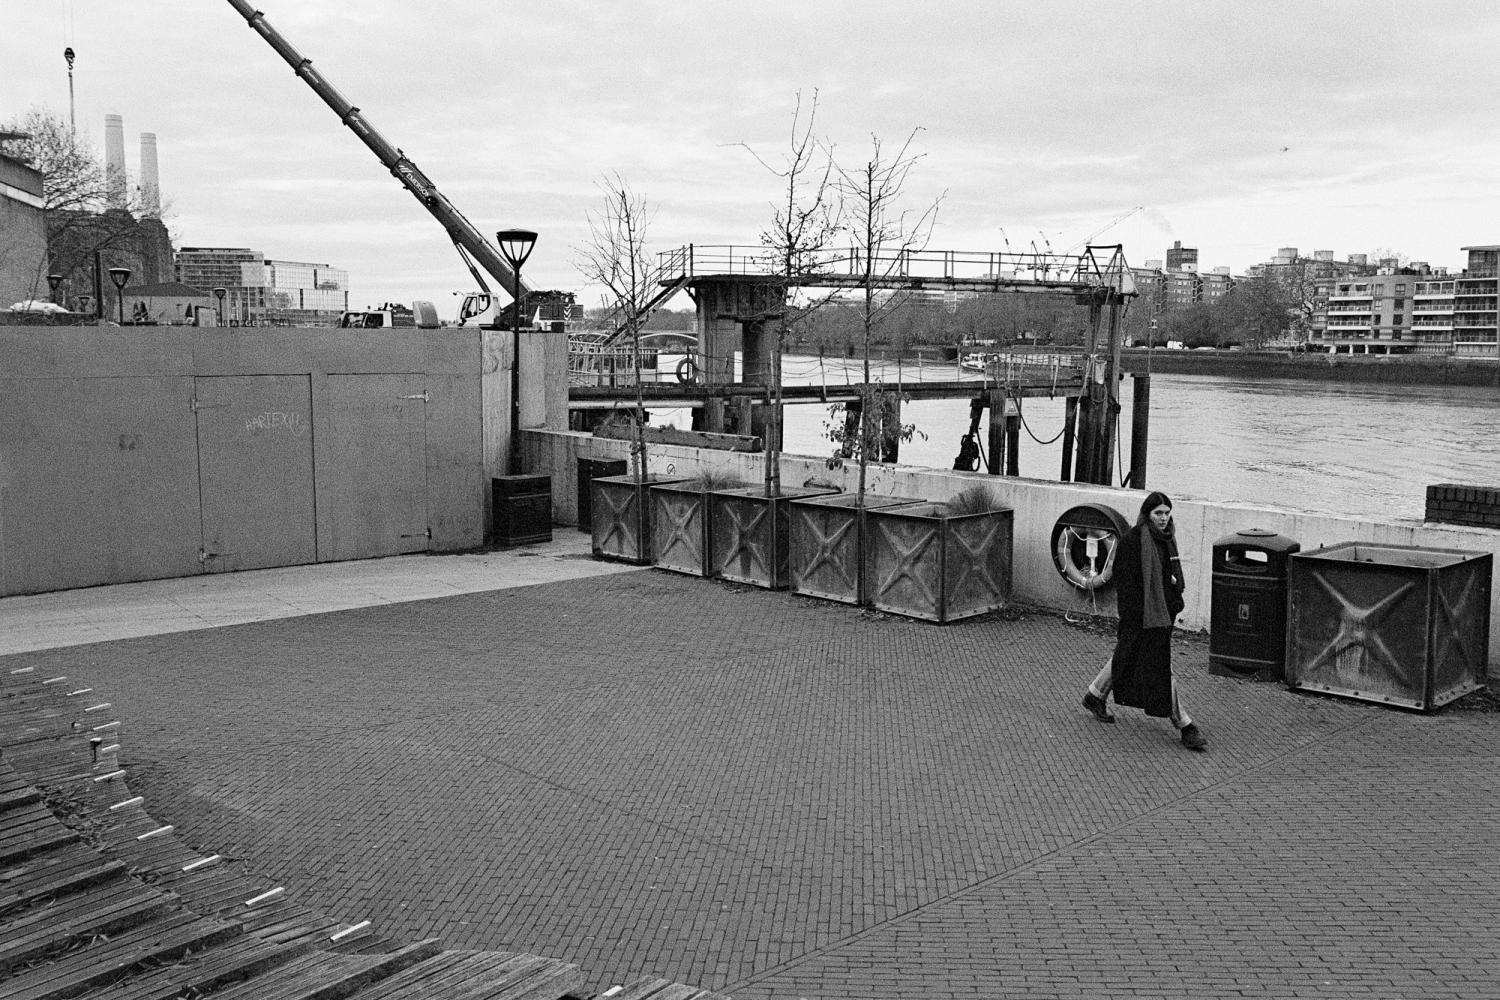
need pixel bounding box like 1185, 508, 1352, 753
649, 355, 1500, 524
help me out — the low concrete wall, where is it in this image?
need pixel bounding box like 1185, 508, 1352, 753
526, 428, 1500, 672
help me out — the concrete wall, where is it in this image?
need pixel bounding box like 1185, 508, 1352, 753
526, 428, 1500, 671
1, 326, 488, 595
0, 155, 47, 309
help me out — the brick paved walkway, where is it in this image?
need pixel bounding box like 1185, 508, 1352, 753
8, 570, 1497, 999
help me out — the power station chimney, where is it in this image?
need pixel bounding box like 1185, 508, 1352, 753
139, 132, 160, 218
104, 113, 127, 209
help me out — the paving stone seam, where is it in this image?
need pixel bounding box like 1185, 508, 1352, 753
723, 711, 1383, 994
422, 727, 772, 864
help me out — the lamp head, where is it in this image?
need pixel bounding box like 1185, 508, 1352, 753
47, 273, 63, 292
495, 228, 538, 270
212, 287, 227, 302
64, 47, 75, 70
106, 266, 131, 290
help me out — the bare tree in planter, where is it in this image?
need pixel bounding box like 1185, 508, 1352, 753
574, 175, 658, 485
737, 90, 842, 498
829, 129, 944, 501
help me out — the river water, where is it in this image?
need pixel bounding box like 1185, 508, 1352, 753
650, 355, 1500, 524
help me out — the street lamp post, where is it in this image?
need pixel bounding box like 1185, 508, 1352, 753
495, 228, 537, 476
107, 266, 131, 325
212, 287, 227, 327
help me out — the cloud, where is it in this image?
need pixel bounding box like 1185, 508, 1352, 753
7, 0, 1500, 316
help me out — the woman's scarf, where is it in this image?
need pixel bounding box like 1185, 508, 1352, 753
1139, 520, 1181, 629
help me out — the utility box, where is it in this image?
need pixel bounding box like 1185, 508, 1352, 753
492, 474, 552, 547
576, 458, 627, 533
1209, 529, 1300, 681
1286, 542, 1491, 711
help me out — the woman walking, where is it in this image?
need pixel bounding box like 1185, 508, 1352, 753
1081, 491, 1207, 751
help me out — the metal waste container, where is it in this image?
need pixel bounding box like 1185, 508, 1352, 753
493, 474, 552, 547
1209, 528, 1300, 681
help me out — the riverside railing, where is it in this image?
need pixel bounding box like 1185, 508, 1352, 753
657, 243, 1134, 292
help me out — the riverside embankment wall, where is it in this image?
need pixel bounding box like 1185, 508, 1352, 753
1119, 349, 1500, 387
527, 428, 1500, 674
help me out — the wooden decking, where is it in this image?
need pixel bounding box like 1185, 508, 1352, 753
0, 666, 729, 1000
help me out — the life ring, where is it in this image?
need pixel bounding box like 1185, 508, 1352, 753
1050, 503, 1129, 591
675, 356, 699, 384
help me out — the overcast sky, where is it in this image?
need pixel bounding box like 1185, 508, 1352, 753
8, 1, 1500, 321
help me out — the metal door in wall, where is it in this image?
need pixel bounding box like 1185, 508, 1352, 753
323, 374, 429, 561
194, 375, 317, 573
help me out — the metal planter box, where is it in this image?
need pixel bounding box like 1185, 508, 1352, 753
789, 492, 925, 605
864, 503, 1013, 623
650, 479, 717, 577
1286, 542, 1491, 710
709, 486, 838, 589
591, 474, 683, 564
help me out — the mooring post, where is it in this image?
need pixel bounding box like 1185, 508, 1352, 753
1006, 403, 1021, 477
986, 389, 1005, 475
841, 400, 860, 459
705, 395, 726, 434
1100, 293, 1124, 485
882, 394, 902, 462
1129, 373, 1150, 489
1060, 395, 1078, 482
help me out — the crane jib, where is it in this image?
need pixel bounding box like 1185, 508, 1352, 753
225, 0, 530, 297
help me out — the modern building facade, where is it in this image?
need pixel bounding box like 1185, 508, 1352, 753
175, 247, 349, 326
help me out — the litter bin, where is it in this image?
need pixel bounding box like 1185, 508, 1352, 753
493, 474, 552, 547
576, 458, 627, 532
1209, 528, 1300, 681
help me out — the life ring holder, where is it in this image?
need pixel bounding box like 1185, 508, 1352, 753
1050, 503, 1130, 591
675, 356, 699, 384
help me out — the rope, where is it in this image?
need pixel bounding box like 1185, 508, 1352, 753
1015, 397, 1067, 446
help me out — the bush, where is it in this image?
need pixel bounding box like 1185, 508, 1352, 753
687, 468, 744, 491
942, 485, 1003, 516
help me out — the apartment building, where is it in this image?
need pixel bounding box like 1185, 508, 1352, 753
1128, 246, 1235, 316
1322, 271, 1417, 354
1453, 246, 1499, 359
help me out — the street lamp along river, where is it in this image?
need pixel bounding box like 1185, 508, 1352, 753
495, 228, 538, 477
106, 267, 131, 325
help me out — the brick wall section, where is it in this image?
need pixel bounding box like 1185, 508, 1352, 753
1426, 483, 1500, 528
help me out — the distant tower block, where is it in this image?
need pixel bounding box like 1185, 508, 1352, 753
139, 133, 161, 217
104, 113, 128, 209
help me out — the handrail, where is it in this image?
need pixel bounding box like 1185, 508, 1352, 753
656, 243, 1134, 292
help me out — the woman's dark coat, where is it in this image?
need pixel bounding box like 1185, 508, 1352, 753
1110, 523, 1185, 717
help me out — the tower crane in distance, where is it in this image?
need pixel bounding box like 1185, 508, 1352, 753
1065, 205, 1144, 254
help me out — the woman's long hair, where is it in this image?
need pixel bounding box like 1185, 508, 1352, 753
1137, 491, 1173, 526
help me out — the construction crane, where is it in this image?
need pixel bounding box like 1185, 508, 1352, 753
224, 0, 527, 323
1065, 206, 1144, 254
